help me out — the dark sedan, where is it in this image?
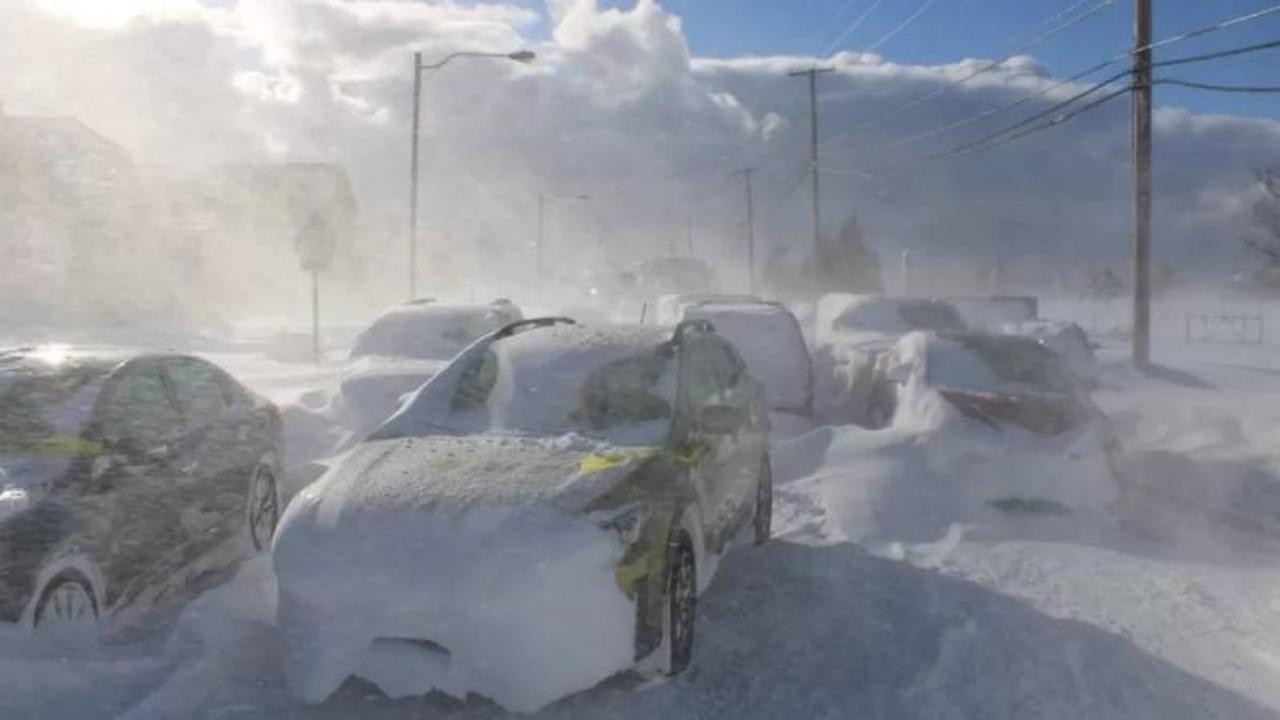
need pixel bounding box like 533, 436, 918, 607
0, 345, 282, 638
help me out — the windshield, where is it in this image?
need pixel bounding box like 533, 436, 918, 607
384, 331, 676, 443
929, 336, 1075, 395
832, 298, 966, 335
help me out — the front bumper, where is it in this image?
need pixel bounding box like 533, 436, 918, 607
274, 501, 635, 712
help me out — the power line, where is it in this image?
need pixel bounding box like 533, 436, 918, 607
823, 0, 1118, 147
824, 2, 1280, 153
821, 0, 886, 57
884, 82, 1134, 173
1155, 78, 1280, 93
1152, 36, 1280, 69
822, 0, 1119, 149
865, 0, 946, 53
884, 35, 1280, 172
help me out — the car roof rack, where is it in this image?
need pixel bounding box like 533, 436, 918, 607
406, 297, 436, 305
494, 316, 576, 339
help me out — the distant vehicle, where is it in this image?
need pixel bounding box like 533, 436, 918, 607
649, 294, 765, 326
811, 294, 966, 425
870, 332, 1119, 513
940, 295, 1038, 330
273, 318, 772, 711
0, 345, 282, 638
663, 298, 814, 417
814, 294, 966, 346
634, 257, 718, 299
1001, 320, 1097, 385
339, 299, 522, 432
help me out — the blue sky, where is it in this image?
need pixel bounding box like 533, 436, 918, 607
594, 0, 1280, 119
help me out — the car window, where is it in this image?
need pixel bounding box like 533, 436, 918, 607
899, 302, 964, 332
105, 367, 182, 446
573, 351, 672, 431
451, 348, 498, 410
680, 338, 726, 413
165, 359, 229, 427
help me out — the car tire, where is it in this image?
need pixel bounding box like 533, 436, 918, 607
753, 457, 773, 546
665, 531, 697, 677
32, 570, 99, 631
247, 465, 280, 551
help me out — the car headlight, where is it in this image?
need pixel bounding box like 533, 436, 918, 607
598, 503, 650, 546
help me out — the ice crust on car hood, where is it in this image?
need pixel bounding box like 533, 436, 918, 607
297, 434, 646, 516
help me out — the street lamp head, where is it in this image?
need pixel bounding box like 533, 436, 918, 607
508, 50, 536, 63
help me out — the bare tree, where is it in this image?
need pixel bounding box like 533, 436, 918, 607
1245, 167, 1280, 265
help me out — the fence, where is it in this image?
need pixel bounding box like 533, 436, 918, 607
1184, 312, 1264, 345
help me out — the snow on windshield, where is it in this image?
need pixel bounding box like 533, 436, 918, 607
831, 296, 965, 335
385, 325, 677, 444
927, 335, 1074, 395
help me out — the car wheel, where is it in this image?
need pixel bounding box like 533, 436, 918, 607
33, 571, 99, 632
665, 531, 697, 676
753, 457, 773, 546
247, 465, 280, 551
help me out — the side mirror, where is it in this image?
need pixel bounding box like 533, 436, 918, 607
698, 404, 746, 434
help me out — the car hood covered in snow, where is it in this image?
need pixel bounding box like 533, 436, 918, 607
289, 434, 644, 516
272, 433, 651, 710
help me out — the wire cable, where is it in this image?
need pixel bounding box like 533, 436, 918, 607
824, 0, 1117, 148
823, 2, 1280, 153
821, 0, 886, 57
874, 35, 1280, 173
865, 0, 946, 53
1155, 78, 1280, 93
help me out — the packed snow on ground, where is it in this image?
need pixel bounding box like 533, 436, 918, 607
5, 301, 1280, 718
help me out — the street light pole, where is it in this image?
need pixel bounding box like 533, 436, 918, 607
407, 48, 535, 301
409, 51, 423, 300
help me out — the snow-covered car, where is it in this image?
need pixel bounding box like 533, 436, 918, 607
633, 257, 718, 298
272, 318, 772, 711
939, 295, 1038, 330
667, 299, 813, 417
0, 345, 282, 638
1001, 319, 1097, 385
869, 332, 1119, 514
338, 299, 522, 432
649, 293, 764, 326
811, 294, 966, 425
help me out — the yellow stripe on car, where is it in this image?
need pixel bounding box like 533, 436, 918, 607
0, 434, 104, 456
578, 446, 702, 475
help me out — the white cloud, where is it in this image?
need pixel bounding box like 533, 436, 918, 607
3, 0, 1280, 318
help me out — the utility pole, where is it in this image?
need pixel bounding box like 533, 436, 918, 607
311, 268, 320, 362
1131, 0, 1152, 368
409, 51, 422, 300
685, 214, 694, 257
407, 48, 535, 301
789, 66, 835, 268
734, 168, 757, 294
